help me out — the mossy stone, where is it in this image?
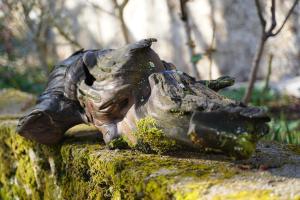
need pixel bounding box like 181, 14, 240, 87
0, 120, 299, 199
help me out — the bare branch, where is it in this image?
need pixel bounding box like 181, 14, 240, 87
120, 0, 129, 9
180, 0, 200, 79
53, 21, 82, 49
243, 36, 266, 104
35, 0, 46, 40
112, 0, 131, 43
208, 0, 217, 80
266, 0, 277, 36
243, 0, 299, 104
180, 0, 188, 21
263, 54, 273, 92
88, 1, 116, 17
254, 0, 266, 28
20, 1, 36, 32
270, 0, 299, 37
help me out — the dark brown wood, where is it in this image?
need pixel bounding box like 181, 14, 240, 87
17, 39, 270, 159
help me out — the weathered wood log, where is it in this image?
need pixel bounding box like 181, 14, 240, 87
17, 39, 270, 159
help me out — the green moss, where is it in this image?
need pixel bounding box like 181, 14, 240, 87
169, 108, 187, 116
0, 89, 33, 105
0, 89, 36, 113
232, 133, 256, 159
287, 144, 300, 155
132, 117, 180, 154
173, 181, 216, 200
0, 119, 297, 199
65, 124, 99, 135
0, 124, 62, 200
189, 130, 256, 160
58, 142, 108, 199
212, 190, 278, 200
212, 127, 257, 159
107, 137, 129, 149
0, 119, 237, 199
86, 149, 236, 200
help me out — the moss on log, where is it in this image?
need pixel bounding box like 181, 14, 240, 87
0, 120, 300, 200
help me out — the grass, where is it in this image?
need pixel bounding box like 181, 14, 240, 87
219, 85, 279, 107
266, 114, 300, 145
221, 86, 300, 145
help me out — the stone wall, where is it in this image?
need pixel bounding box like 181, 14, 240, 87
1, 121, 300, 200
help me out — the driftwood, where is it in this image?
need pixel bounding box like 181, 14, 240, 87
17, 39, 270, 159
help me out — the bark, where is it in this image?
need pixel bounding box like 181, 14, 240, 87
17, 39, 269, 159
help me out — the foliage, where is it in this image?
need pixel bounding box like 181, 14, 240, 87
265, 114, 300, 145
190, 53, 202, 64
0, 65, 46, 94
220, 86, 278, 106
221, 86, 300, 145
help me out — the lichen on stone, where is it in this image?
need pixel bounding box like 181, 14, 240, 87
212, 190, 278, 200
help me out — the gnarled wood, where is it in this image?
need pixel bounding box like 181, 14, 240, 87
17, 39, 270, 159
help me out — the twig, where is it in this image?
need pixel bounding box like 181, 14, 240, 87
208, 0, 217, 80
112, 0, 130, 43
88, 1, 116, 17
20, 0, 49, 69
180, 0, 200, 79
270, 0, 298, 36
263, 54, 273, 92
254, 0, 266, 28
265, 0, 277, 36
52, 20, 82, 49
46, 5, 82, 49
243, 0, 299, 104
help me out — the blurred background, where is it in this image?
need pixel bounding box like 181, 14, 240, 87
0, 0, 299, 144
